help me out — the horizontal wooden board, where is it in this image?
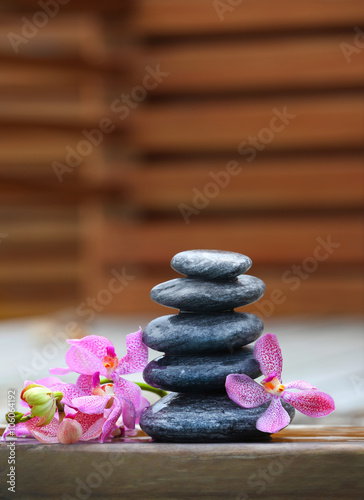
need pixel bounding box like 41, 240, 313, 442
110, 155, 364, 210
134, 0, 364, 35
0, 260, 81, 282
132, 94, 364, 152
140, 35, 364, 94
98, 215, 364, 265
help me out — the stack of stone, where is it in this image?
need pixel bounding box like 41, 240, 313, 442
140, 250, 294, 442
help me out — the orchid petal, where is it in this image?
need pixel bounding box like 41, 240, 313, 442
26, 416, 60, 443
226, 374, 271, 408
114, 378, 142, 412
76, 374, 94, 394
256, 396, 291, 434
100, 398, 123, 442
254, 333, 283, 380
72, 395, 109, 415
67, 335, 114, 359
49, 367, 72, 375
281, 390, 335, 417
284, 380, 317, 391
65, 345, 106, 376
36, 376, 63, 387
117, 327, 148, 375
76, 412, 106, 441
75, 413, 105, 441
51, 383, 86, 407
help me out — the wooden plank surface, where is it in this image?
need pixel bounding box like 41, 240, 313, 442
134, 0, 364, 35
100, 216, 363, 265
111, 155, 364, 210
132, 95, 364, 152
1, 426, 363, 499
140, 35, 364, 94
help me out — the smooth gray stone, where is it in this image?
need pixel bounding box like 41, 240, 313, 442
143, 312, 264, 354
143, 347, 261, 393
140, 393, 295, 442
150, 275, 265, 312
171, 249, 252, 280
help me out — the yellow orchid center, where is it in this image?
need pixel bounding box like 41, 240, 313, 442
262, 377, 285, 396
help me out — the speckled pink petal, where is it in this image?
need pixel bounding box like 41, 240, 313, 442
51, 383, 86, 407
49, 367, 72, 375
284, 380, 317, 391
100, 398, 123, 442
117, 327, 149, 375
72, 395, 109, 415
67, 335, 114, 358
120, 396, 137, 430
36, 376, 63, 387
113, 377, 142, 412
135, 397, 150, 424
282, 390, 335, 417
2, 422, 30, 440
65, 345, 106, 376
256, 396, 291, 434
27, 416, 60, 443
254, 333, 283, 380
226, 374, 271, 408
76, 374, 94, 394
74, 412, 105, 441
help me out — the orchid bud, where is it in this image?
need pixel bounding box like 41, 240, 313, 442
57, 418, 83, 444
21, 384, 63, 426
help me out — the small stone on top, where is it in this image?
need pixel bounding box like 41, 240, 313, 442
171, 249, 252, 280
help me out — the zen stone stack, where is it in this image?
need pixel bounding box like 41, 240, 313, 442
140, 250, 294, 442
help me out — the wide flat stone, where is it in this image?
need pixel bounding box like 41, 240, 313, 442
143, 311, 264, 354
150, 275, 265, 312
140, 393, 295, 442
143, 347, 261, 393
171, 249, 252, 280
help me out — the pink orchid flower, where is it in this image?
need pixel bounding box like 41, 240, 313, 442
6, 412, 106, 444
226, 333, 335, 434
50, 328, 149, 429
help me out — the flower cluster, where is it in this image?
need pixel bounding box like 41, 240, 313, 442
226, 333, 335, 433
3, 328, 149, 444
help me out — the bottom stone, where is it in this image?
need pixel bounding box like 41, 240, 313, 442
140, 393, 295, 443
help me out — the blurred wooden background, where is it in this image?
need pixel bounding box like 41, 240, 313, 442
0, 0, 363, 318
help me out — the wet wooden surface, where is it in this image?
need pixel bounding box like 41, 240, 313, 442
1, 426, 364, 499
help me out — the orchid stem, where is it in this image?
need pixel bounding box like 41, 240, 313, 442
99, 378, 167, 398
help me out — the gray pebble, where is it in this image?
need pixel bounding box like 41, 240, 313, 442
150, 275, 265, 312
143, 312, 263, 354
143, 347, 261, 393
140, 393, 295, 442
171, 249, 252, 280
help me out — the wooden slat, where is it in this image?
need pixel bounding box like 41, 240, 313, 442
0, 261, 81, 282
100, 215, 363, 265
141, 35, 364, 94
0, 127, 104, 165
132, 95, 364, 152
0, 14, 105, 60
134, 0, 364, 35
111, 155, 364, 210
0, 221, 78, 243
